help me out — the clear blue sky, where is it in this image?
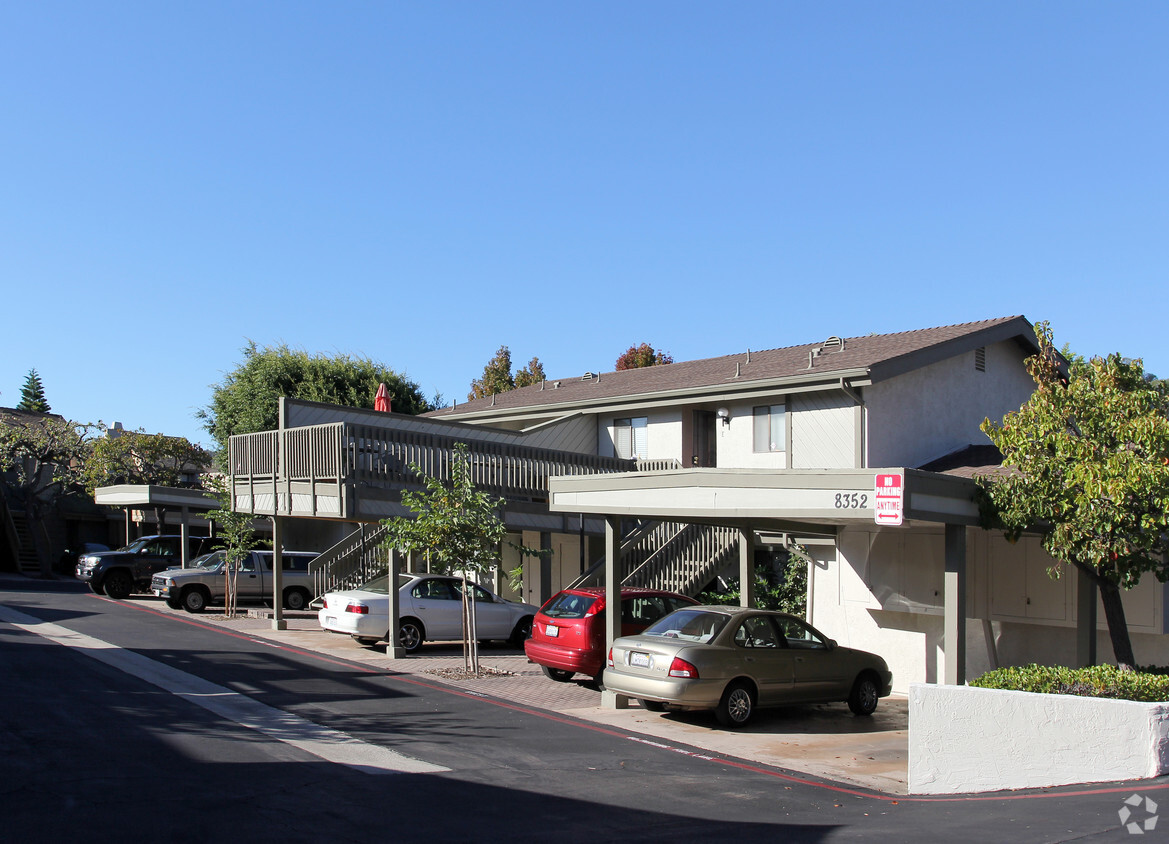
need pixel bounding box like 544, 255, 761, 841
3, 3, 1167, 448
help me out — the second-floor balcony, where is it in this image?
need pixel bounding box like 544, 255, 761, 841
229, 417, 639, 523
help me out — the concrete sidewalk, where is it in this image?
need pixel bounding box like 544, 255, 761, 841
174, 601, 910, 794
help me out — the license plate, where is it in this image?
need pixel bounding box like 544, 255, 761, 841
546, 624, 559, 637
153, 589, 162, 597
325, 616, 336, 626
629, 651, 651, 668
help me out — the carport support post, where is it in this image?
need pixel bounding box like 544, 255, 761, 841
602, 515, 629, 710
386, 548, 406, 658
943, 523, 966, 685
179, 509, 190, 567
271, 517, 286, 631
738, 528, 755, 608
1076, 567, 1098, 667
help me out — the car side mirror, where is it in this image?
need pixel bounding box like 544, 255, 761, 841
827, 639, 837, 649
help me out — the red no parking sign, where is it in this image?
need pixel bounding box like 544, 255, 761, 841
874, 473, 903, 526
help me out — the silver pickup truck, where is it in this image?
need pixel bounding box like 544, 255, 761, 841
151, 550, 318, 613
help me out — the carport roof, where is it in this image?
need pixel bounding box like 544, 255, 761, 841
548, 467, 981, 531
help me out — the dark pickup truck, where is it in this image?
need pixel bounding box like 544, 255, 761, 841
75, 535, 217, 599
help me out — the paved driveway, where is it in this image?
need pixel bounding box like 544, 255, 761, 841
149, 599, 910, 794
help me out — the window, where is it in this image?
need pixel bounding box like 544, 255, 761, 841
614, 416, 648, 459
734, 615, 781, 649
753, 404, 786, 453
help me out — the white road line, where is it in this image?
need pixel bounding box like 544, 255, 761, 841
0, 603, 448, 775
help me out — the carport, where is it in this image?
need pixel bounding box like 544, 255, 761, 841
547, 467, 981, 708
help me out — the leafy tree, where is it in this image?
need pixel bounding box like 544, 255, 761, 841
699, 548, 808, 617
199, 342, 432, 455
615, 343, 674, 371
381, 442, 530, 673
84, 429, 211, 535
0, 414, 93, 513
980, 322, 1169, 669
468, 346, 546, 399
16, 369, 51, 413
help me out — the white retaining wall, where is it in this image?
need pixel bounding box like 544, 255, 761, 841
909, 683, 1169, 794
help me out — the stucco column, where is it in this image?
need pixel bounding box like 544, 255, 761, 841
1076, 567, 1098, 667
385, 548, 405, 658
943, 523, 967, 685
602, 515, 628, 709
271, 516, 286, 631
739, 528, 755, 608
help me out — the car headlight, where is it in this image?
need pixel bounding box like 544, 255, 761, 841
164, 578, 175, 587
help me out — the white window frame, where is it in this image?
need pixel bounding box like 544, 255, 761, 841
614, 416, 649, 459
752, 404, 786, 453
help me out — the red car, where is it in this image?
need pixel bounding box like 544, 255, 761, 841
525, 587, 698, 685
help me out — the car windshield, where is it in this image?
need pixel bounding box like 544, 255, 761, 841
193, 552, 225, 569
540, 592, 598, 619
643, 609, 728, 644
118, 538, 151, 553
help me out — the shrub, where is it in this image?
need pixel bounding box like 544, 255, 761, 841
970, 664, 1169, 703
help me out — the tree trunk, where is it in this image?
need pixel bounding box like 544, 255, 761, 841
1098, 577, 1136, 670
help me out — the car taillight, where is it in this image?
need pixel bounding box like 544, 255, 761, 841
607, 647, 614, 668
668, 657, 698, 679
345, 603, 369, 614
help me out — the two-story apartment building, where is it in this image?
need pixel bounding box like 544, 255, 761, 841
227, 315, 1169, 691
425, 316, 1169, 690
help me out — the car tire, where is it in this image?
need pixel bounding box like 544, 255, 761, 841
182, 586, 210, 614
353, 636, 383, 647
715, 681, 755, 728
640, 699, 667, 713
398, 618, 424, 653
103, 570, 132, 600
589, 671, 606, 692
848, 674, 880, 716
165, 597, 183, 610
541, 666, 575, 682
283, 587, 310, 611
509, 616, 533, 647
88, 581, 106, 596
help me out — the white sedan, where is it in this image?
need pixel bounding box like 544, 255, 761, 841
318, 573, 539, 653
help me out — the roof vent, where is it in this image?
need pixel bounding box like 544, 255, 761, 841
582, 372, 595, 381
822, 336, 845, 352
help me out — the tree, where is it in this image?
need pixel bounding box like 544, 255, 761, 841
199, 342, 433, 455
0, 414, 93, 513
980, 322, 1169, 669
204, 474, 258, 619
699, 547, 809, 617
84, 429, 212, 534
615, 343, 674, 371
17, 369, 50, 413
468, 346, 546, 399
381, 443, 525, 673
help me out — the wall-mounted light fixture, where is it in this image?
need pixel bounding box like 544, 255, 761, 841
716, 407, 730, 426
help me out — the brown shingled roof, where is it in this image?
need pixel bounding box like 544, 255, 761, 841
431, 316, 1036, 418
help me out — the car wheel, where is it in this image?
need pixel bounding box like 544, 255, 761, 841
283, 587, 310, 611
103, 570, 132, 600
165, 597, 183, 610
398, 618, 424, 653
353, 636, 383, 647
509, 616, 533, 647
848, 674, 880, 716
540, 665, 574, 682
589, 671, 606, 692
715, 681, 755, 728
88, 581, 106, 596
182, 586, 210, 614
640, 699, 667, 713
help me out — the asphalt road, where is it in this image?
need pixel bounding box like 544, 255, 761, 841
0, 577, 1161, 843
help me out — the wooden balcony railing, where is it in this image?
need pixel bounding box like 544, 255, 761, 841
229, 421, 639, 517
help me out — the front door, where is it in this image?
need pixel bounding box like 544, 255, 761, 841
693, 410, 717, 467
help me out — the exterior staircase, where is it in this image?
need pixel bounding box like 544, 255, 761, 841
5, 506, 42, 576
308, 523, 391, 601
570, 520, 740, 596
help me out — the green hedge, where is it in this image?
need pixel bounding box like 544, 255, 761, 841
970, 664, 1169, 703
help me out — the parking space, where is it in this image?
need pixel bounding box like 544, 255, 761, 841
135, 595, 910, 794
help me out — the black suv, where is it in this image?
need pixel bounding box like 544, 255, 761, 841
75, 535, 216, 599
